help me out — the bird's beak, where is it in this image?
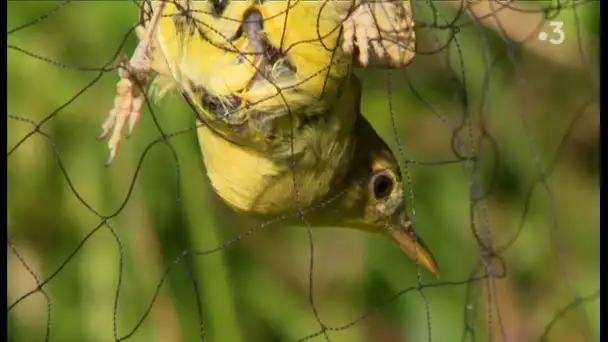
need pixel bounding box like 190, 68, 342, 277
387, 212, 440, 278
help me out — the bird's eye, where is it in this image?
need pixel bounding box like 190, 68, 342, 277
212, 0, 229, 15
371, 171, 394, 200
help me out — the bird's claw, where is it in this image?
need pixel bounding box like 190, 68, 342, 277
100, 0, 166, 164
101, 54, 149, 164
341, 0, 415, 68
342, 1, 386, 67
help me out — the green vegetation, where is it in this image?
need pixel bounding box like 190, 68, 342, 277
8, 2, 599, 342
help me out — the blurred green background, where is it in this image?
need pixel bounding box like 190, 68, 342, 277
7, 1, 599, 342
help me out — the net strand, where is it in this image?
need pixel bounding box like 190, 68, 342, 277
7, 1, 599, 341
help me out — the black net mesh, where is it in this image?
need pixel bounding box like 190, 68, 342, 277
7, 1, 600, 341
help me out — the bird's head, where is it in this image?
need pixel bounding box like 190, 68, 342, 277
312, 116, 440, 277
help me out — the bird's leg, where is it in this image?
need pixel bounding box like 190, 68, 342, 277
101, 0, 167, 164
341, 0, 386, 66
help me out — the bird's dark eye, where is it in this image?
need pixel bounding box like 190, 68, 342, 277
212, 0, 229, 15
371, 171, 394, 200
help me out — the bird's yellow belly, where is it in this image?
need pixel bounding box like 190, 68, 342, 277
197, 126, 329, 217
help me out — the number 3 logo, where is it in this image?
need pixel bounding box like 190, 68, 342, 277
549, 21, 565, 45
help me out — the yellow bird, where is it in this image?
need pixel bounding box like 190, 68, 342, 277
101, 0, 439, 276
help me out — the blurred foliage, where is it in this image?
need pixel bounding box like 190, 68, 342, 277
7, 1, 599, 342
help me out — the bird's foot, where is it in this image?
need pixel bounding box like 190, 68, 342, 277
341, 0, 386, 66
100, 54, 149, 164
100, 1, 166, 164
